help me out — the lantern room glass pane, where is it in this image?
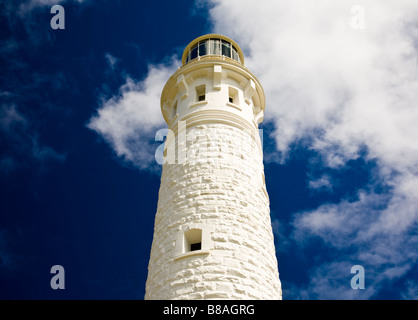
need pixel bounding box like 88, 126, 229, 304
222, 40, 231, 58
212, 39, 220, 55
190, 45, 198, 60
186, 38, 241, 63
206, 39, 213, 55
232, 45, 240, 62
198, 40, 207, 56
232, 48, 238, 61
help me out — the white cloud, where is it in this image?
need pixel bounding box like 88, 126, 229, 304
291, 187, 418, 298
13, 0, 88, 19
209, 0, 418, 163
401, 280, 418, 299
206, 0, 418, 298
293, 191, 386, 247
19, 0, 86, 12
297, 262, 376, 300
88, 60, 180, 170
308, 174, 333, 191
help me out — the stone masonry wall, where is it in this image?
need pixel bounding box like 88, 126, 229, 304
145, 122, 282, 300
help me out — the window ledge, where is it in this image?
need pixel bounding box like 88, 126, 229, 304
173, 250, 210, 261
190, 101, 208, 108
226, 102, 242, 111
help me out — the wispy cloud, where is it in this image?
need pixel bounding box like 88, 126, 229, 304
0, 104, 27, 129
104, 53, 120, 73
0, 0, 87, 175
0, 74, 69, 175
0, 104, 65, 174
18, 0, 87, 14
1, 0, 89, 51
401, 280, 418, 299
308, 174, 333, 191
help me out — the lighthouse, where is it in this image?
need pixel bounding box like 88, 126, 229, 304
145, 34, 282, 300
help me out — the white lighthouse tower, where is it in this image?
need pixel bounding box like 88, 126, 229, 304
145, 34, 282, 300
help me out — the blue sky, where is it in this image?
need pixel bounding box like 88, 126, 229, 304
1, 0, 418, 299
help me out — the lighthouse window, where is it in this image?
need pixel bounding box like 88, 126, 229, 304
190, 242, 201, 251
228, 86, 239, 105
184, 228, 202, 253
196, 84, 206, 102
185, 38, 241, 63
221, 40, 231, 58
232, 46, 239, 61
212, 39, 221, 55
190, 44, 198, 60
198, 41, 207, 56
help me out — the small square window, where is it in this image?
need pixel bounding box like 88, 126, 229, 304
190, 242, 201, 251
228, 86, 239, 105
196, 85, 206, 102
184, 228, 202, 253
